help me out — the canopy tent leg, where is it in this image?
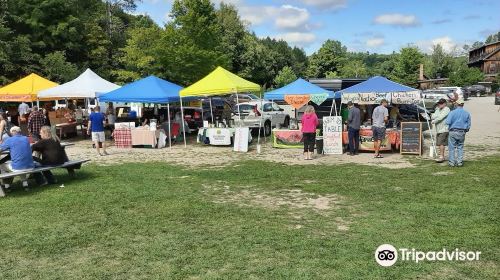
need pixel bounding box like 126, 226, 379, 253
419, 98, 437, 158
236, 92, 241, 127
329, 99, 335, 116
209, 97, 214, 124
180, 97, 187, 148
333, 99, 338, 116
167, 103, 172, 150
36, 99, 40, 108
257, 88, 265, 151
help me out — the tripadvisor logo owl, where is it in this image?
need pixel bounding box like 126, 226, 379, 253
375, 244, 482, 267
375, 244, 398, 267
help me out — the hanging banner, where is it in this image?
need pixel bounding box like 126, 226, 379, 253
391, 91, 421, 104
309, 93, 329, 105
323, 116, 343, 154
341, 92, 391, 104
284, 94, 310, 109
359, 92, 391, 104
341, 93, 360, 104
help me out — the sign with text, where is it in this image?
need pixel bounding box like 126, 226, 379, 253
341, 93, 360, 104
341, 92, 391, 104
323, 116, 343, 154
310, 93, 329, 105
233, 127, 249, 152
400, 122, 422, 155
284, 94, 310, 109
391, 91, 421, 104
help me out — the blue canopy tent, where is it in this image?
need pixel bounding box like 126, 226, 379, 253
99, 75, 184, 149
264, 78, 338, 100
99, 75, 183, 103
336, 76, 420, 104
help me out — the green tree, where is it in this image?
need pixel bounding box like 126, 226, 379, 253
340, 60, 367, 78
113, 25, 163, 83
40, 51, 79, 83
291, 47, 308, 77
427, 44, 453, 79
273, 66, 297, 88
238, 33, 275, 87
485, 31, 500, 44
391, 46, 423, 87
158, 0, 229, 85
448, 57, 485, 87
307, 40, 347, 78
216, 3, 246, 73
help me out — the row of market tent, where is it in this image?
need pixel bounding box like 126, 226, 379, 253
0, 67, 424, 148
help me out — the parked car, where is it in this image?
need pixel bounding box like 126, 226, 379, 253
438, 86, 468, 100
170, 98, 233, 130
495, 90, 500, 106
422, 89, 454, 112
464, 85, 487, 97
226, 93, 261, 107
233, 101, 290, 136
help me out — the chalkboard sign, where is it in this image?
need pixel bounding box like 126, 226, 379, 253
400, 122, 422, 155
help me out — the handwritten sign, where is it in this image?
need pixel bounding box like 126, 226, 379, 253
310, 93, 329, 105
284, 94, 310, 109
323, 116, 343, 154
341, 93, 360, 104
400, 122, 422, 155
391, 91, 421, 104
233, 127, 249, 152
341, 92, 391, 104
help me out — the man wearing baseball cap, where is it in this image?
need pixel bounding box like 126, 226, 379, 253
445, 99, 471, 167
431, 99, 450, 163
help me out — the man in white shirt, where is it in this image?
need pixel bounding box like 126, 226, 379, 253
371, 99, 389, 158
18, 102, 30, 116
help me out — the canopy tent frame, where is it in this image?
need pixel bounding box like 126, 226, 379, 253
179, 67, 261, 148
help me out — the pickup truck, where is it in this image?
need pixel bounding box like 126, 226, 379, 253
233, 101, 290, 136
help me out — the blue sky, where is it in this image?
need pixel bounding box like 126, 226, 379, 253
136, 0, 500, 55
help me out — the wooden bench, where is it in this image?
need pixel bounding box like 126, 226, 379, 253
0, 159, 90, 197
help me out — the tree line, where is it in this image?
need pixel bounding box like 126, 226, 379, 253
0, 0, 495, 90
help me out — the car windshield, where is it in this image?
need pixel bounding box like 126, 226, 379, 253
235, 104, 254, 111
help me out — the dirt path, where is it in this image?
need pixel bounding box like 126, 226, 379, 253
65, 96, 500, 168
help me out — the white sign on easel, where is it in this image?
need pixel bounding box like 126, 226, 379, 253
233, 127, 249, 152
323, 116, 343, 155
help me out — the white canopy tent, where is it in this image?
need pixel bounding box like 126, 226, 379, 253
38, 68, 120, 99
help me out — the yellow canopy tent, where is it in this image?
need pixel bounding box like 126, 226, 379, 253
180, 66, 260, 97
179, 66, 261, 147
0, 73, 58, 102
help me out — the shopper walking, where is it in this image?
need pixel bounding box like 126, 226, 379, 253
301, 105, 319, 160
88, 106, 108, 156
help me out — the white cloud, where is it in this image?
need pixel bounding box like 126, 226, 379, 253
275, 5, 310, 30
416, 36, 457, 53
366, 37, 385, 47
241, 5, 313, 32
373, 13, 419, 27
298, 0, 347, 9
274, 32, 317, 47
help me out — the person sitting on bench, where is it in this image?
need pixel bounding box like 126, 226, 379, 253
0, 126, 45, 186
31, 126, 68, 184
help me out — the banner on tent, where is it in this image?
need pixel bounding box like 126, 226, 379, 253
309, 93, 329, 105
341, 92, 391, 104
323, 116, 343, 154
391, 91, 421, 104
341, 93, 360, 104
284, 94, 310, 109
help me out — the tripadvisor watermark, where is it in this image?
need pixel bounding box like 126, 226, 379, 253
375, 244, 481, 267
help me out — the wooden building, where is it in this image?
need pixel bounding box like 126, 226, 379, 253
468, 41, 500, 79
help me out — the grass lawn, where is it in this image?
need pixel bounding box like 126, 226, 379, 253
0, 156, 498, 279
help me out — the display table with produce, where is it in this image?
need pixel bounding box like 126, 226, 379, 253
342, 126, 400, 151
197, 127, 252, 146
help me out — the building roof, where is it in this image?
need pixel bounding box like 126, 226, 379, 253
468, 40, 500, 53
